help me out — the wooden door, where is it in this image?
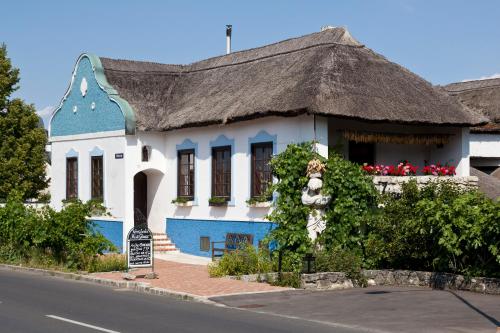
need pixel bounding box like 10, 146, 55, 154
134, 172, 148, 227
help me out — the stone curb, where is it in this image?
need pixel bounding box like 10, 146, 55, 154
0, 264, 217, 305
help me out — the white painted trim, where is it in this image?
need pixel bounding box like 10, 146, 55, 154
50, 130, 125, 142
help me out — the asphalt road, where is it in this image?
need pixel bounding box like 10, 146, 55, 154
0, 268, 354, 333
212, 287, 500, 333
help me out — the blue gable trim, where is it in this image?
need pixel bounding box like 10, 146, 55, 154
176, 139, 199, 205
50, 54, 135, 137
65, 148, 79, 158
176, 138, 198, 151
209, 135, 235, 206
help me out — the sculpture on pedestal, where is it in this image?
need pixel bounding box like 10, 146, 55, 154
301, 159, 331, 241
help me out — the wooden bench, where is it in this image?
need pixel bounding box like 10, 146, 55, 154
211, 233, 254, 260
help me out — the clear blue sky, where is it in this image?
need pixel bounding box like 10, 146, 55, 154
1, 0, 499, 125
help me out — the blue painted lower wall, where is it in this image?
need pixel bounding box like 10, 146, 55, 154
166, 218, 276, 257
91, 219, 124, 253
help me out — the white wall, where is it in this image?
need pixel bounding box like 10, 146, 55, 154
470, 133, 500, 158
121, 115, 319, 233
49, 130, 127, 218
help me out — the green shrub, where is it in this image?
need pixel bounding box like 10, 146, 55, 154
366, 180, 500, 277
0, 192, 115, 271
269, 272, 302, 288
208, 245, 273, 277
88, 254, 127, 273
314, 248, 367, 286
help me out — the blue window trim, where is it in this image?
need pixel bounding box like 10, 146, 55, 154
66, 148, 79, 158
176, 139, 199, 205
89, 146, 104, 157
248, 131, 277, 203
209, 135, 235, 206
89, 146, 105, 205
65, 149, 79, 200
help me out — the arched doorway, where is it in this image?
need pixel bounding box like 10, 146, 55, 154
134, 171, 148, 227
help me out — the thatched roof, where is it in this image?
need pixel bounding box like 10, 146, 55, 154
99, 27, 485, 132
444, 78, 500, 133
470, 167, 500, 200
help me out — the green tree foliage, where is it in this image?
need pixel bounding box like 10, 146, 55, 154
0, 44, 48, 200
0, 44, 20, 110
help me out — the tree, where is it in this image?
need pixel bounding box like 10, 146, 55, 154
0, 44, 48, 200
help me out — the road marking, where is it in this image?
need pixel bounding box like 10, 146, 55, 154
46, 315, 121, 333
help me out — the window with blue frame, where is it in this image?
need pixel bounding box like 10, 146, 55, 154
251, 142, 273, 199
211, 146, 231, 201
177, 149, 195, 200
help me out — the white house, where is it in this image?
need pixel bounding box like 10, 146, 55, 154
48, 27, 484, 256
443, 78, 500, 200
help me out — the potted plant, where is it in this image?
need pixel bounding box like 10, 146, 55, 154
209, 196, 228, 207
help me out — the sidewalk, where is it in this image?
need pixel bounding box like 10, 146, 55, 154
94, 258, 288, 298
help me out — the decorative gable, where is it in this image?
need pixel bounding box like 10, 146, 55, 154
50, 54, 135, 137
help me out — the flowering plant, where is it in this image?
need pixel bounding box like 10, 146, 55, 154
421, 163, 456, 176
362, 161, 418, 176
362, 161, 455, 176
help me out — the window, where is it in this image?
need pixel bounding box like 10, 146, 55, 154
177, 149, 195, 200
211, 146, 231, 200
251, 142, 273, 198
348, 141, 375, 165
200, 236, 210, 252
91, 156, 103, 200
142, 146, 150, 162
66, 157, 78, 199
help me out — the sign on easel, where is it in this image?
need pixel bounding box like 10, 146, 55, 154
127, 226, 153, 269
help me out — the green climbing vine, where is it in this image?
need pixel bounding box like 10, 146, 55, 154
266, 142, 378, 271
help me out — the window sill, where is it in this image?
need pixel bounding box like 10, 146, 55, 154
247, 201, 272, 208
173, 201, 195, 207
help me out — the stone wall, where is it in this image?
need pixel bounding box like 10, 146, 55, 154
372, 176, 478, 194
301, 269, 500, 295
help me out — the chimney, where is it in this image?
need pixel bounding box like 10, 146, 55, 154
226, 25, 232, 54
321, 25, 336, 31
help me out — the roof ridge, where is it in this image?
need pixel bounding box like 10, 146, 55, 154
444, 77, 500, 92
183, 41, 364, 74
100, 27, 363, 74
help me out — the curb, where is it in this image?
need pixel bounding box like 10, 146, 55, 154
0, 264, 217, 305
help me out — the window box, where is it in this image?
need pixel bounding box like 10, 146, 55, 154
171, 197, 194, 207
209, 197, 228, 207
246, 196, 272, 208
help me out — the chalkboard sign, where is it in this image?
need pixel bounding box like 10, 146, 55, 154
127, 226, 153, 268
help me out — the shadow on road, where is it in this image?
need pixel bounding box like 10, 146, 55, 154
448, 290, 500, 327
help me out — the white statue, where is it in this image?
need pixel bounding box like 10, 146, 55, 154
301, 159, 331, 241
